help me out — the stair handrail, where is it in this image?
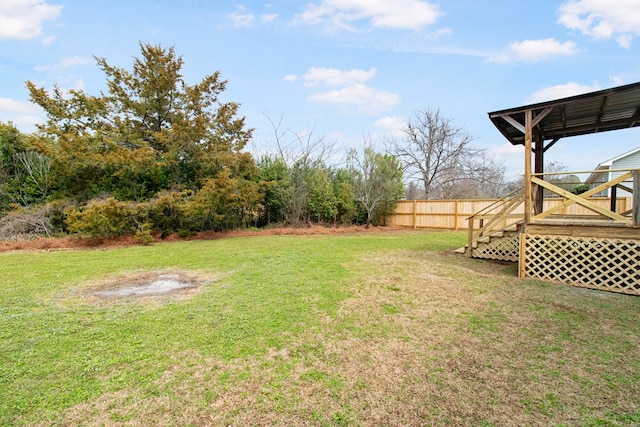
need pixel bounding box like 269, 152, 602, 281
467, 187, 523, 223
466, 188, 525, 255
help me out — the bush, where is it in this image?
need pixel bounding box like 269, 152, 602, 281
65, 197, 139, 237
134, 221, 154, 244
146, 190, 192, 236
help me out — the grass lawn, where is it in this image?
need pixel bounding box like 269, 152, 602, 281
1, 229, 639, 426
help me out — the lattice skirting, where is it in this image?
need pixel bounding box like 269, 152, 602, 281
472, 232, 519, 262
520, 234, 640, 295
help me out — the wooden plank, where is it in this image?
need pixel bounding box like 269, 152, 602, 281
531, 173, 632, 221
476, 192, 524, 237
389, 196, 633, 230
532, 106, 554, 127
413, 200, 417, 229
524, 109, 532, 224
467, 215, 474, 257
454, 200, 459, 231
524, 223, 640, 239
531, 177, 629, 223
634, 170, 640, 226
501, 115, 525, 134
518, 233, 527, 278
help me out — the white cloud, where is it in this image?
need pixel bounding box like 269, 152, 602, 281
492, 143, 522, 160
616, 34, 633, 48
488, 38, 578, 63
292, 66, 400, 115
0, 97, 38, 114
0, 97, 43, 130
66, 79, 85, 92
295, 0, 442, 31
609, 75, 625, 86
558, 0, 640, 48
528, 81, 602, 103
34, 55, 91, 72
303, 67, 376, 87
373, 115, 406, 138
0, 0, 62, 41
228, 11, 254, 28
262, 13, 277, 23
308, 83, 400, 114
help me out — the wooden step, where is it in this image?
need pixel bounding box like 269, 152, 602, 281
504, 223, 520, 232
454, 246, 467, 254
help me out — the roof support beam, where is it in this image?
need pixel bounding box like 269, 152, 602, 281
532, 106, 554, 128
595, 95, 611, 132
630, 106, 640, 128
500, 114, 525, 134
542, 137, 560, 153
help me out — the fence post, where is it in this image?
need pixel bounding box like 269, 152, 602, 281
413, 200, 417, 229
454, 200, 459, 231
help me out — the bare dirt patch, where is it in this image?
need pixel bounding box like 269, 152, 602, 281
81, 269, 217, 304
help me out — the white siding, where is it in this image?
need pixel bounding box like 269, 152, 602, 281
610, 149, 640, 197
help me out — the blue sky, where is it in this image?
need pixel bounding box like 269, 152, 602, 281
2, 0, 640, 179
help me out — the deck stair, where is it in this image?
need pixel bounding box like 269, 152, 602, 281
455, 188, 525, 262
455, 221, 522, 261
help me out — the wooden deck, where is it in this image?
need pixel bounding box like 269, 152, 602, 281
464, 168, 640, 295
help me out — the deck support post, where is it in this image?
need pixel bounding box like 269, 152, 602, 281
534, 128, 544, 215
633, 170, 640, 226
524, 109, 533, 225
467, 216, 474, 257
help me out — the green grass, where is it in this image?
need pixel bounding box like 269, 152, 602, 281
1, 229, 639, 426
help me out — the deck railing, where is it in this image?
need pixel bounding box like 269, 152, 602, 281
462, 167, 639, 257
530, 168, 639, 227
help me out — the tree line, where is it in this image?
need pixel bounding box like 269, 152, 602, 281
0, 43, 505, 240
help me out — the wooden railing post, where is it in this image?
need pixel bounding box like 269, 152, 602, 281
633, 170, 640, 226
467, 216, 474, 257
524, 109, 533, 225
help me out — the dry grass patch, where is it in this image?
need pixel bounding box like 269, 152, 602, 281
53, 249, 640, 426
3, 232, 639, 426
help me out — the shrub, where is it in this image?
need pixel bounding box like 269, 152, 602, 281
65, 197, 139, 237
134, 221, 154, 244
146, 190, 192, 236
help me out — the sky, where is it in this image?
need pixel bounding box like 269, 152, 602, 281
2, 0, 640, 180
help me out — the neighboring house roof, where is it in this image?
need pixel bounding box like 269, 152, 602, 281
488, 81, 640, 146
586, 146, 640, 184
593, 146, 640, 169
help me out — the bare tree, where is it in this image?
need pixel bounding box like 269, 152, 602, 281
433, 151, 506, 199
391, 109, 504, 199
502, 160, 571, 197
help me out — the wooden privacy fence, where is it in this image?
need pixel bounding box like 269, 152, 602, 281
388, 197, 631, 230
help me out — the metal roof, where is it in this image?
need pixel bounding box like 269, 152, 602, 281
488, 81, 640, 146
